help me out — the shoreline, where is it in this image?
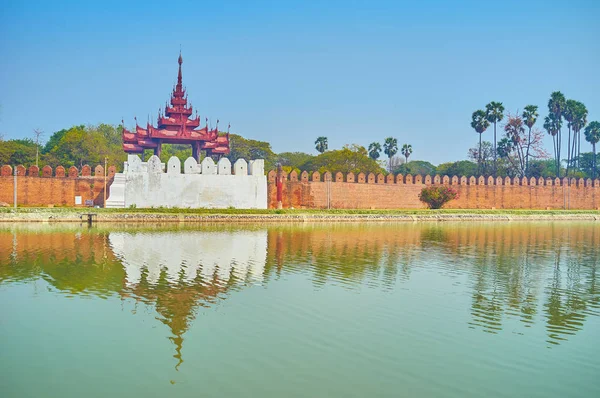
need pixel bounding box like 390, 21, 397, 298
1, 208, 599, 223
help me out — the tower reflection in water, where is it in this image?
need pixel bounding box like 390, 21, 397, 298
0, 222, 598, 369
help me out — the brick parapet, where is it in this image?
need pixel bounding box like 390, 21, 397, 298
267, 170, 600, 210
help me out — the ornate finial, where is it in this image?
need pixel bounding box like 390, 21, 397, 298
228, 123, 230, 133
121, 118, 124, 126
205, 117, 208, 127
134, 116, 138, 126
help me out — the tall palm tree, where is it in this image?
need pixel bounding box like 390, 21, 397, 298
485, 101, 504, 176
383, 137, 398, 172
548, 91, 566, 176
563, 99, 578, 175
314, 136, 328, 154
401, 143, 413, 163
571, 101, 588, 169
522, 105, 538, 176
471, 110, 490, 175
544, 114, 560, 177
368, 142, 382, 160
584, 121, 600, 179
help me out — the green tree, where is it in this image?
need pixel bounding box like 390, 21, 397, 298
0, 138, 37, 166
383, 137, 398, 172
314, 136, 328, 154
301, 144, 384, 175
548, 91, 566, 176
522, 105, 539, 175
485, 101, 504, 175
401, 143, 413, 163
276, 152, 314, 170
393, 160, 436, 176
584, 121, 600, 179
368, 142, 382, 160
436, 160, 478, 177
228, 134, 277, 171
471, 110, 490, 174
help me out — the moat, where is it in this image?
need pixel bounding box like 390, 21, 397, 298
1, 222, 599, 397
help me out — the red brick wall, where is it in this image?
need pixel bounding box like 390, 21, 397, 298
268, 171, 600, 210
0, 164, 115, 207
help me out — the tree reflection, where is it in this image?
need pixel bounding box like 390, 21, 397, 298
1, 220, 599, 366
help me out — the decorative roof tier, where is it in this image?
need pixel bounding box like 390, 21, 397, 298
122, 53, 230, 160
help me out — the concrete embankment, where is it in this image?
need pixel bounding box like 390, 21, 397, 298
0, 209, 599, 223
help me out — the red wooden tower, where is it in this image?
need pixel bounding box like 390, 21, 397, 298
122, 53, 230, 160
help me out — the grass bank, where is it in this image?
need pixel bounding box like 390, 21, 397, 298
0, 207, 598, 223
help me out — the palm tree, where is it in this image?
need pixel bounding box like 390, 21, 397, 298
368, 142, 382, 160
471, 110, 490, 175
401, 143, 413, 163
563, 99, 577, 175
485, 101, 504, 175
522, 105, 538, 176
544, 114, 560, 177
383, 137, 398, 172
314, 136, 328, 154
584, 121, 600, 179
548, 91, 566, 176
571, 101, 588, 169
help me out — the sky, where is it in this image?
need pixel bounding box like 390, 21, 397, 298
1, 0, 599, 164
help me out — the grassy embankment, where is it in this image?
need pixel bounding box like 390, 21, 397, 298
0, 207, 599, 222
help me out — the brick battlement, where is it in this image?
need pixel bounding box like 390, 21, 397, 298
1, 164, 117, 178
267, 170, 600, 188
268, 170, 600, 210
0, 163, 117, 207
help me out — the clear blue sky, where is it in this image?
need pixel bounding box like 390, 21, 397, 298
1, 0, 599, 164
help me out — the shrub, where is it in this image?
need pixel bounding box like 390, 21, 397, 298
419, 186, 459, 209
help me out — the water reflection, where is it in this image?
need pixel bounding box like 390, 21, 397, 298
1, 222, 599, 368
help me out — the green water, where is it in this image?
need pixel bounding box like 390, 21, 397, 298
1, 222, 599, 397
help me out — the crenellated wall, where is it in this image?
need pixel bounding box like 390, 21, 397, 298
0, 164, 117, 207
106, 155, 267, 209
267, 170, 600, 210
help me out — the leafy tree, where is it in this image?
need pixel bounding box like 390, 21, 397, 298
584, 121, 600, 178
383, 137, 398, 172
314, 136, 328, 154
0, 138, 37, 165
485, 101, 504, 175
419, 186, 459, 209
42, 124, 127, 169
548, 91, 566, 176
527, 159, 560, 178
368, 142, 382, 160
522, 105, 538, 175
436, 160, 478, 177
228, 134, 277, 171
276, 152, 314, 170
470, 110, 490, 174
401, 143, 413, 163
301, 144, 384, 175
393, 160, 436, 176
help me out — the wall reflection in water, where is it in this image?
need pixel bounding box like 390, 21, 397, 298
0, 222, 598, 365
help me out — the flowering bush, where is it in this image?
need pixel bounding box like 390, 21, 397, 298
419, 186, 459, 209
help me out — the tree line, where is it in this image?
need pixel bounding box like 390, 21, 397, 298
471, 92, 600, 179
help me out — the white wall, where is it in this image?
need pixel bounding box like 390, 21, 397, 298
107, 155, 267, 209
